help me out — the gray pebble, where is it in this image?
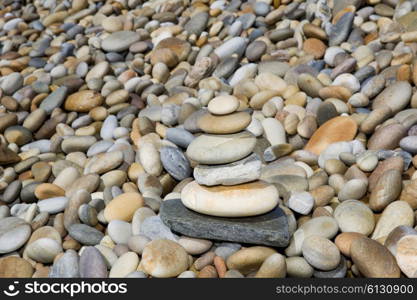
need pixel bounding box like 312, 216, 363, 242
68, 224, 104, 246
79, 246, 108, 278
49, 249, 80, 278
160, 146, 191, 181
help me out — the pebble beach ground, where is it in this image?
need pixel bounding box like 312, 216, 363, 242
1, 0, 417, 279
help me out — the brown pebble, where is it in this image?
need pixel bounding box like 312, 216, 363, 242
198, 265, 218, 278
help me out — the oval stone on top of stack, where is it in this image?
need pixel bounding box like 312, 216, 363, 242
181, 180, 279, 217
207, 95, 240, 115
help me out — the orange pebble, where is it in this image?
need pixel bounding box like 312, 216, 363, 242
214, 256, 227, 278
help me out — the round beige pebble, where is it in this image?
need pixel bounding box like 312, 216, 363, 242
109, 252, 139, 278
255, 253, 286, 278
141, 239, 189, 278
178, 236, 213, 255
286, 256, 313, 278
104, 193, 144, 222
334, 200, 375, 236
226, 246, 276, 275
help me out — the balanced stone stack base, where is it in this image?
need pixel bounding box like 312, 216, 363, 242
160, 199, 289, 247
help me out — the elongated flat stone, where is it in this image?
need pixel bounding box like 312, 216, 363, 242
160, 199, 289, 247
329, 12, 354, 46
193, 153, 261, 186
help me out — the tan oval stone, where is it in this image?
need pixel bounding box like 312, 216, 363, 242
155, 37, 191, 61
367, 123, 407, 150
335, 232, 367, 257
369, 169, 402, 212
104, 193, 144, 222
197, 112, 251, 134
226, 246, 277, 275
102, 16, 123, 33
105, 89, 129, 106
249, 90, 280, 109
369, 156, 403, 191
303, 38, 326, 59
304, 116, 358, 155
178, 236, 212, 255
0, 256, 34, 278
109, 252, 139, 278
64, 90, 104, 112
150, 48, 179, 68
371, 201, 414, 241
84, 151, 124, 175
351, 237, 400, 278
400, 179, 417, 209
372, 81, 412, 114
34, 183, 65, 200
141, 239, 188, 278
254, 72, 287, 94
255, 253, 286, 278
319, 86, 352, 101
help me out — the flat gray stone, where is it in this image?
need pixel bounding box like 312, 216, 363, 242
166, 128, 195, 148
329, 12, 354, 46
160, 199, 289, 247
213, 56, 239, 78
400, 136, 417, 154
184, 12, 209, 36
68, 224, 104, 246
0, 217, 31, 253
1, 72, 23, 95
140, 215, 178, 241
39, 86, 68, 114
193, 153, 261, 186
101, 31, 141, 52
3, 180, 22, 203
317, 102, 338, 126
